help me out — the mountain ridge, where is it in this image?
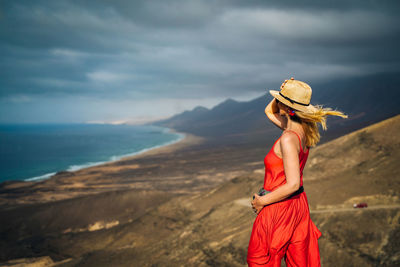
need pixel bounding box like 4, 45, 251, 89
151, 72, 400, 145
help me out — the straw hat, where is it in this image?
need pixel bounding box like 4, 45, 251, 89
269, 77, 317, 114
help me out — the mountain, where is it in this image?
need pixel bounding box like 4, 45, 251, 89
152, 96, 281, 145
151, 72, 400, 145
161, 105, 210, 126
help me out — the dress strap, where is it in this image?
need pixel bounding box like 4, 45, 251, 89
283, 130, 306, 153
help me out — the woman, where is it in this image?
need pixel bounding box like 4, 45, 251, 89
247, 78, 348, 267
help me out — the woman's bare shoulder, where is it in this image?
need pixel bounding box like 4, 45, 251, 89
280, 131, 301, 151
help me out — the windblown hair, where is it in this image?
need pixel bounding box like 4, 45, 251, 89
289, 104, 348, 147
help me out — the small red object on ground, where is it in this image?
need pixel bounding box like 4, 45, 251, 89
353, 202, 368, 208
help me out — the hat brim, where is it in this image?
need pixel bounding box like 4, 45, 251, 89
269, 90, 317, 114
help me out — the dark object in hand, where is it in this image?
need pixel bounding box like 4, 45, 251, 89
253, 188, 271, 200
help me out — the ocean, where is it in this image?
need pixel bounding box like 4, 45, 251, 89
0, 123, 184, 183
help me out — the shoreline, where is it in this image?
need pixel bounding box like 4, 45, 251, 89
0, 128, 205, 187
6, 127, 202, 185
24, 130, 186, 182
70, 130, 206, 173
0, 129, 208, 206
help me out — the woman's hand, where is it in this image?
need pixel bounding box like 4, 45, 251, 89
264, 98, 278, 116
251, 194, 264, 214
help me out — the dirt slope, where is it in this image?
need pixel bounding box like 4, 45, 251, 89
1, 114, 399, 266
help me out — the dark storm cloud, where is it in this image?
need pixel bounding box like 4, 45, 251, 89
1, 0, 399, 122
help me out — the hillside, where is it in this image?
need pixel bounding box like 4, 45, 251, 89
77, 114, 399, 266
151, 72, 400, 146
152, 96, 279, 145
0, 115, 398, 266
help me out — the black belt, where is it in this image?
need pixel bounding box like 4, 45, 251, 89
254, 185, 304, 199
288, 185, 304, 198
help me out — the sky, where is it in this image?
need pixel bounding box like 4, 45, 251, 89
1, 0, 399, 124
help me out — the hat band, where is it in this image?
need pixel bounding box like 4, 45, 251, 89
279, 92, 309, 106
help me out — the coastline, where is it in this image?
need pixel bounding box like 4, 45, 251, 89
112, 130, 205, 161
0, 128, 208, 206
19, 127, 197, 183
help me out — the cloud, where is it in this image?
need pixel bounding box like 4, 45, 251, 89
86, 71, 131, 83
1, 0, 399, 122
3, 94, 32, 104
218, 9, 399, 43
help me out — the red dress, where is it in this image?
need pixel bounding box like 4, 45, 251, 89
247, 130, 322, 267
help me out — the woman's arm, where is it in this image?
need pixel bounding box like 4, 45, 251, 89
265, 98, 286, 130
251, 132, 301, 214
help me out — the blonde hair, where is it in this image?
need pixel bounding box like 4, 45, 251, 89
292, 105, 348, 147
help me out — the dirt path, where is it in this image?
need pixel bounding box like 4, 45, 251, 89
310, 204, 400, 214
233, 198, 400, 213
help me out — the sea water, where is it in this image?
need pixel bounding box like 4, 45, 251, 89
0, 123, 184, 183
